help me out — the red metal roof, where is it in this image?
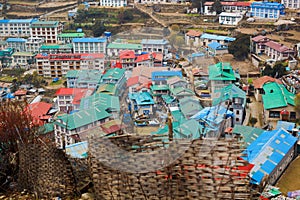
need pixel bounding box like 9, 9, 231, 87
28, 102, 52, 125
204, 1, 251, 6
251, 35, 268, 43
119, 50, 136, 59
36, 53, 105, 60
186, 30, 202, 37
55, 88, 74, 96
135, 52, 157, 63
265, 41, 293, 53
253, 76, 282, 89
14, 89, 27, 96
127, 76, 139, 87
72, 88, 94, 105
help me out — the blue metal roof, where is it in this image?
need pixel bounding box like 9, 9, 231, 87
8, 18, 38, 23
242, 128, 297, 185
276, 120, 295, 131
141, 39, 169, 45
0, 19, 9, 23
200, 33, 236, 42
72, 37, 107, 43
151, 70, 182, 81
251, 1, 284, 8
208, 41, 228, 50
6, 38, 27, 43
129, 92, 154, 106
65, 141, 88, 158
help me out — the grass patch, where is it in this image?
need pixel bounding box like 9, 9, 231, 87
0, 76, 15, 83
276, 156, 300, 196
50, 79, 63, 86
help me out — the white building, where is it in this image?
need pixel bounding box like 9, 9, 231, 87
36, 53, 105, 78
73, 37, 107, 54
204, 1, 251, 15
185, 30, 202, 47
100, 0, 127, 7
25, 37, 44, 53
219, 12, 243, 26
282, 0, 300, 9
0, 18, 38, 37
30, 21, 63, 44
6, 38, 27, 52
106, 42, 142, 57
12, 52, 35, 68
264, 40, 295, 61
141, 39, 169, 56
135, 0, 167, 4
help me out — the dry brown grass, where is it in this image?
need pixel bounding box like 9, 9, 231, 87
276, 156, 300, 196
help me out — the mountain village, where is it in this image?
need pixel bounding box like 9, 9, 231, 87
0, 0, 300, 199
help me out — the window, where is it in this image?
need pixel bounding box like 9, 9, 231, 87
236, 110, 240, 115
269, 111, 280, 118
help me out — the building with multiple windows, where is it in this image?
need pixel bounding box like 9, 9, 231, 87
66, 70, 102, 89
12, 52, 35, 68
36, 53, 105, 77
250, 2, 285, 19
73, 37, 107, 54
219, 12, 243, 26
0, 18, 38, 37
200, 33, 236, 47
281, 0, 300, 9
26, 37, 44, 53
185, 30, 202, 47
262, 82, 297, 123
209, 62, 240, 95
100, 0, 127, 7
6, 38, 27, 52
204, 1, 251, 15
141, 39, 169, 56
30, 21, 63, 44
107, 42, 142, 57
58, 32, 85, 44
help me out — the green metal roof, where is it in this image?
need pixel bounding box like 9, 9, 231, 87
56, 105, 111, 130
150, 84, 169, 91
40, 44, 73, 50
171, 110, 186, 123
170, 87, 194, 96
77, 70, 102, 83
151, 119, 203, 140
262, 82, 295, 110
39, 123, 54, 134
107, 43, 142, 50
208, 62, 238, 81
232, 125, 264, 148
58, 32, 85, 38
179, 96, 203, 118
212, 84, 246, 106
12, 51, 34, 56
102, 68, 125, 81
161, 95, 176, 104
128, 92, 154, 105
97, 83, 117, 95
79, 93, 120, 112
31, 21, 59, 28
66, 70, 79, 78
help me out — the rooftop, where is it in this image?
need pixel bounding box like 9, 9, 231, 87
232, 125, 265, 147
58, 32, 85, 38
129, 92, 154, 105
31, 21, 60, 28
262, 82, 295, 110
253, 76, 282, 89
208, 41, 228, 50
73, 37, 107, 43
265, 41, 294, 53
186, 30, 202, 37
242, 128, 297, 185
212, 84, 246, 106
141, 39, 169, 45
79, 92, 120, 112
208, 62, 238, 81
200, 33, 235, 42
13, 52, 34, 57
56, 105, 111, 130
179, 96, 203, 119
102, 68, 125, 80
107, 43, 142, 50
6, 38, 27, 43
